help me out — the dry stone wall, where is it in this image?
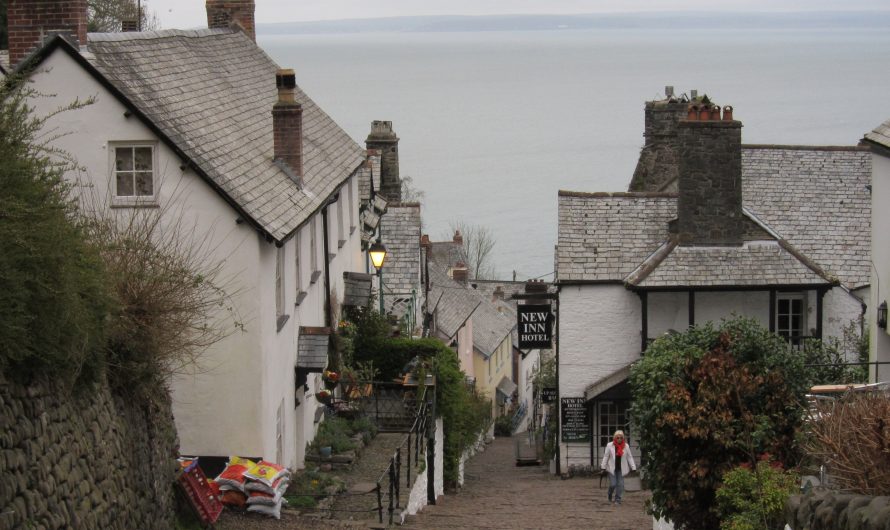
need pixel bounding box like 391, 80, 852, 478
0, 373, 178, 530
786, 490, 890, 530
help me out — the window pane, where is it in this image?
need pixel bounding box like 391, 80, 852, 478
134, 147, 153, 171
135, 172, 153, 196
792, 315, 801, 332
778, 299, 789, 314
117, 173, 134, 196
778, 315, 789, 330
115, 147, 133, 171
791, 299, 802, 314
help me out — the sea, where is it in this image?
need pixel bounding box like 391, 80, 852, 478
258, 25, 890, 280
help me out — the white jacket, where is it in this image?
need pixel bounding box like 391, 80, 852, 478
601, 441, 636, 477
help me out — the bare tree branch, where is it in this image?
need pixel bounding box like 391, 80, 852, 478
444, 220, 497, 280
88, 0, 160, 32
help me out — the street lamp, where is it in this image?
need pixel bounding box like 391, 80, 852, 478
369, 239, 388, 313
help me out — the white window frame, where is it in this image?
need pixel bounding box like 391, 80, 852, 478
110, 141, 158, 206
776, 292, 807, 344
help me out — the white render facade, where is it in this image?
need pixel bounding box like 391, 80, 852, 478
864, 120, 890, 384
21, 23, 369, 470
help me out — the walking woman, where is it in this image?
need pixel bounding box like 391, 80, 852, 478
601, 430, 636, 505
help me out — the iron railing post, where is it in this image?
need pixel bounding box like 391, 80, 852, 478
396, 447, 402, 508
376, 481, 383, 524
388, 458, 396, 525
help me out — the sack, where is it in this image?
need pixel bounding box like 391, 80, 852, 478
219, 490, 247, 508
244, 460, 289, 488
246, 490, 283, 507
246, 499, 284, 519
215, 457, 257, 492
245, 477, 289, 496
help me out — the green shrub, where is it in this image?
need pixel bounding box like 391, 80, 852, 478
494, 414, 513, 437
284, 468, 344, 509
309, 416, 356, 454
630, 318, 809, 530
0, 81, 110, 388
715, 460, 799, 530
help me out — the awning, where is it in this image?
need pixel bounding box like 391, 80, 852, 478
297, 326, 331, 371
584, 363, 633, 401
342, 271, 373, 307
496, 376, 518, 399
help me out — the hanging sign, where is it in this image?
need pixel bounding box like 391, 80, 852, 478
541, 387, 557, 403
517, 304, 552, 349
561, 397, 589, 443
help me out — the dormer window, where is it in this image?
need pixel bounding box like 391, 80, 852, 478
112, 142, 157, 205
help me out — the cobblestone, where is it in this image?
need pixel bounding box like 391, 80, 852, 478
402, 436, 653, 529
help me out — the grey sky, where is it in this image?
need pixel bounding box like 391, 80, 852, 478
148, 0, 889, 29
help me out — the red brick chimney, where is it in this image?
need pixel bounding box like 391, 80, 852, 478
272, 69, 303, 180
452, 262, 469, 284
8, 0, 88, 68
453, 230, 463, 245
206, 0, 256, 42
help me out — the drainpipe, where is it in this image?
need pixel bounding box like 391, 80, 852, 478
321, 195, 338, 328
555, 285, 561, 476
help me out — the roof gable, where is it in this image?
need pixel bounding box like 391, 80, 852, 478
23, 30, 365, 244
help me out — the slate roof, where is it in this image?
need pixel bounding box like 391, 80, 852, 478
631, 242, 829, 288
297, 327, 331, 371
557, 192, 677, 283
426, 241, 513, 356
54, 29, 364, 243
379, 204, 423, 317
557, 146, 869, 290
864, 118, 890, 150
358, 151, 381, 204
469, 297, 514, 358
427, 242, 475, 338
742, 147, 870, 289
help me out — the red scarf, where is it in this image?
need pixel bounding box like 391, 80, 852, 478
614, 439, 625, 457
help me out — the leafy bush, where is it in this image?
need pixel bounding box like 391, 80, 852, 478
432, 343, 492, 488
309, 416, 357, 454
630, 318, 809, 530
0, 82, 110, 388
802, 321, 868, 385
715, 459, 799, 530
494, 414, 513, 437
284, 468, 345, 509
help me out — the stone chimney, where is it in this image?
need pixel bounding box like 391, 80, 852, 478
8, 0, 88, 68
365, 121, 401, 203
492, 286, 504, 303
206, 0, 256, 42
629, 88, 688, 192
677, 104, 744, 246
452, 262, 469, 284
272, 69, 303, 182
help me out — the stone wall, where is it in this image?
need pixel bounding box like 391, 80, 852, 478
0, 373, 179, 530
629, 99, 688, 192
786, 490, 890, 530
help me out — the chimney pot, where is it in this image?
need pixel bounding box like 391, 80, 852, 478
687, 105, 699, 121
665, 85, 674, 98
722, 105, 734, 121
276, 68, 297, 103
690, 89, 698, 99
206, 0, 256, 42
453, 230, 463, 245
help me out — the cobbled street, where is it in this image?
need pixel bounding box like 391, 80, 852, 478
402, 436, 653, 529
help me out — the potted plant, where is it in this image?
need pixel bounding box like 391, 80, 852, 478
315, 389, 332, 404
323, 370, 340, 390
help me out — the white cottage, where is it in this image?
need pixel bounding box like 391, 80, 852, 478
10, 0, 372, 470
555, 96, 871, 472
863, 119, 890, 383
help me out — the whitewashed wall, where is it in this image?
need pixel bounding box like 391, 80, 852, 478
28, 48, 365, 470
871, 152, 890, 383
558, 284, 641, 470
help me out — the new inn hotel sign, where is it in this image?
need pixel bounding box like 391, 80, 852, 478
517, 304, 552, 349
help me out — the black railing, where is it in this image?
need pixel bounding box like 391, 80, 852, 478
375, 396, 433, 525
336, 380, 423, 433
